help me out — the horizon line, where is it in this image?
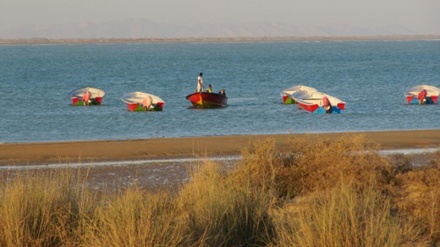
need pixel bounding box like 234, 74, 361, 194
1, 34, 440, 45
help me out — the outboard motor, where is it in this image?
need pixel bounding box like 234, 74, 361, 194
322, 96, 333, 113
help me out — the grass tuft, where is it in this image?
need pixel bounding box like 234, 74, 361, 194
272, 183, 424, 247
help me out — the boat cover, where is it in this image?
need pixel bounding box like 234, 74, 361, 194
69, 87, 106, 98
282, 85, 317, 95
121, 91, 165, 105
405, 85, 440, 97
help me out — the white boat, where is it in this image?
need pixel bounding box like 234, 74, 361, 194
293, 91, 346, 114
121, 92, 165, 112
405, 84, 439, 105
280, 85, 317, 104
69, 87, 106, 106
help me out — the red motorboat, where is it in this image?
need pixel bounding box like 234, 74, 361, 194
295, 91, 345, 114
186, 92, 228, 108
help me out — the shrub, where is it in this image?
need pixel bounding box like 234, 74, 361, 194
0, 170, 93, 246
178, 161, 276, 246
82, 187, 185, 247
272, 183, 423, 247
393, 161, 440, 245
233, 135, 393, 198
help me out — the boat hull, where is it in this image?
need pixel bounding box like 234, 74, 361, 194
297, 99, 320, 113
295, 92, 345, 114
124, 102, 164, 112
71, 97, 103, 106
186, 92, 228, 108
405, 85, 439, 105
406, 95, 438, 105
121, 92, 165, 112
297, 99, 342, 114
280, 93, 296, 104
69, 87, 106, 106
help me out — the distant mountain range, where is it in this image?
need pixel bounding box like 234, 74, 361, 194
0, 18, 428, 39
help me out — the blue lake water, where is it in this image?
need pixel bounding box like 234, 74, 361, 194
0, 40, 439, 143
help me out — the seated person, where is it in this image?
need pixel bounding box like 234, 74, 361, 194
219, 88, 226, 96
82, 91, 91, 106
206, 84, 213, 93
322, 96, 333, 113
418, 89, 427, 104
142, 96, 153, 110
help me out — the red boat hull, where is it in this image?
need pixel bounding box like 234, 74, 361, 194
186, 92, 228, 108
297, 100, 320, 113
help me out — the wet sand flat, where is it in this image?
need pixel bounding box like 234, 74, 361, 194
1, 130, 440, 166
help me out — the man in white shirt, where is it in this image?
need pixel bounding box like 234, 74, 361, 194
197, 73, 204, 92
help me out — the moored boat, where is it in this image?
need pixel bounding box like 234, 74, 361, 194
294, 91, 346, 114
186, 92, 228, 108
405, 84, 439, 105
69, 87, 106, 106
121, 92, 165, 112
280, 85, 317, 104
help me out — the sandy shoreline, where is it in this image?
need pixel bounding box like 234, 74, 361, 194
1, 130, 440, 166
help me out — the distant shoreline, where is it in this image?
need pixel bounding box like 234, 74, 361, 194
1, 35, 440, 45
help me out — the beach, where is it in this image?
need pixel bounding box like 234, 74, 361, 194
1, 130, 439, 166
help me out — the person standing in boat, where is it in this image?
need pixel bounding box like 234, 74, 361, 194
197, 73, 204, 92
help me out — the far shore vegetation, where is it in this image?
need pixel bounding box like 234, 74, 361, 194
1, 134, 439, 246
1, 35, 440, 45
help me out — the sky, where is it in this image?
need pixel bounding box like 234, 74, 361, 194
1, 0, 440, 35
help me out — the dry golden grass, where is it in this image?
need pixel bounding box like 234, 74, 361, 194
82, 188, 185, 247
393, 153, 440, 244
177, 161, 276, 246
0, 135, 439, 246
234, 134, 393, 198
271, 183, 424, 247
0, 170, 95, 246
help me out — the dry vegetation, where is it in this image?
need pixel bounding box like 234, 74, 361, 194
0, 134, 439, 246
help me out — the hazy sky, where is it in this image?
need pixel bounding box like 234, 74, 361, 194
1, 0, 440, 34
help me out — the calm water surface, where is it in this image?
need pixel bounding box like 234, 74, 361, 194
0, 40, 439, 143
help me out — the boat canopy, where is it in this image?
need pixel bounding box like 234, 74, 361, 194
69, 87, 106, 98
282, 85, 317, 95
405, 85, 440, 97
121, 91, 164, 104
